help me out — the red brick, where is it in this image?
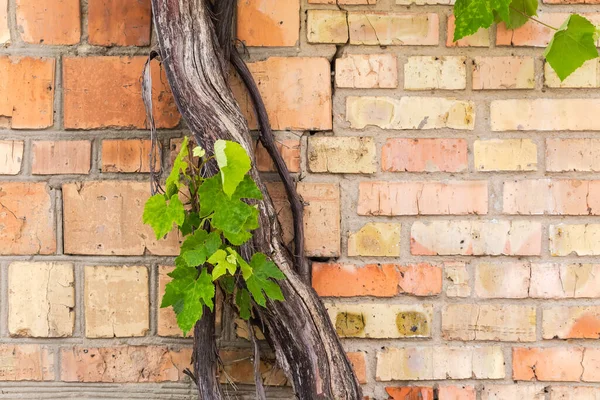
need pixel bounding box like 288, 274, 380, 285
312, 263, 399, 297
397, 263, 443, 296
88, 0, 151, 46
386, 387, 434, 400
0, 182, 56, 255
298, 183, 340, 257
0, 56, 55, 129
347, 352, 367, 384
63, 57, 180, 129
0, 345, 54, 381
255, 138, 300, 173
60, 346, 192, 382
237, 0, 299, 47
513, 347, 583, 382
32, 141, 91, 175
358, 181, 487, 216
101, 139, 159, 173
62, 181, 181, 255
382, 138, 467, 173
16, 0, 80, 44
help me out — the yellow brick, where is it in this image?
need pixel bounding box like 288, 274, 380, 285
404, 56, 466, 90
348, 223, 401, 256
308, 136, 376, 174
348, 13, 439, 46
545, 59, 599, 88
474, 139, 537, 171
306, 10, 348, 44
550, 224, 600, 256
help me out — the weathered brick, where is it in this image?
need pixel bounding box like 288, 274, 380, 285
411, 220, 541, 256
60, 346, 192, 382
88, 0, 151, 46
442, 304, 536, 341
386, 387, 434, 400
308, 136, 376, 174
0, 140, 23, 174
326, 302, 433, 338
8, 262, 74, 337
376, 346, 504, 381
398, 263, 443, 296
404, 56, 466, 90
233, 57, 332, 130
16, 0, 80, 44
101, 139, 158, 173
237, 0, 299, 46
348, 223, 400, 256
218, 350, 287, 385
497, 13, 579, 47
85, 266, 149, 338
438, 386, 476, 400
0, 182, 56, 255
545, 59, 599, 88
475, 262, 530, 298
335, 54, 398, 88
550, 224, 600, 256
546, 139, 600, 172
63, 181, 181, 256
255, 138, 300, 173
157, 266, 189, 337
543, 306, 600, 339
447, 15, 489, 47
0, 0, 8, 44
491, 99, 600, 131
504, 180, 600, 215
472, 57, 534, 90
551, 387, 600, 399
474, 139, 537, 171
31, 141, 91, 175
481, 385, 546, 400
0, 345, 54, 381
358, 181, 487, 215
312, 263, 399, 297
445, 262, 471, 297
513, 347, 583, 382
0, 56, 55, 129
297, 183, 340, 257
63, 57, 180, 129
306, 10, 348, 44
346, 96, 475, 130
309, 0, 375, 3
382, 138, 468, 173
530, 263, 600, 299
348, 13, 439, 45
347, 352, 367, 384
583, 349, 600, 382
265, 182, 294, 246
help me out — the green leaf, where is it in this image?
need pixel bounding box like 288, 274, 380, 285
178, 230, 222, 268
220, 276, 235, 294
545, 14, 599, 81
192, 146, 206, 158
166, 136, 189, 197
207, 248, 238, 280
143, 194, 185, 239
453, 0, 511, 41
214, 140, 252, 198
245, 253, 285, 307
236, 289, 252, 320
506, 0, 537, 29
234, 251, 253, 280
233, 175, 263, 201
169, 268, 215, 335
180, 212, 201, 236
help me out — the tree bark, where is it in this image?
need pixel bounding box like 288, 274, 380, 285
193, 307, 224, 399
150, 0, 362, 399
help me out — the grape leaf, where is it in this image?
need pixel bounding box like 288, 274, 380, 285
143, 194, 185, 239
453, 0, 511, 41
214, 140, 252, 198
506, 0, 537, 29
245, 253, 285, 307
545, 14, 599, 81
178, 230, 222, 268
180, 212, 201, 236
166, 136, 189, 198
220, 276, 235, 294
207, 248, 238, 280
236, 289, 252, 320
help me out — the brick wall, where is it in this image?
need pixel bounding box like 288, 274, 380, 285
0, 0, 599, 399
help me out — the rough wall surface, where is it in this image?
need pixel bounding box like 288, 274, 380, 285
0, 0, 599, 399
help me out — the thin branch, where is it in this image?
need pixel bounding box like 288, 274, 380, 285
509, 6, 559, 31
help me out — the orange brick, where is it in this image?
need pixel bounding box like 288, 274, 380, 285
60, 346, 192, 382
513, 347, 583, 381
0, 182, 56, 255
232, 57, 332, 130
0, 56, 55, 129
439, 386, 476, 400
347, 352, 367, 384
298, 183, 340, 257
358, 181, 487, 216
397, 263, 443, 296
63, 57, 180, 129
32, 141, 91, 175
336, 54, 398, 89
62, 181, 181, 256
218, 350, 287, 385
0, 0, 8, 44
16, 0, 80, 44
0, 345, 54, 381
312, 263, 399, 297
543, 306, 600, 339
382, 138, 467, 173
386, 387, 434, 400
349, 13, 439, 46
472, 57, 535, 90
447, 15, 489, 47
255, 138, 300, 173
101, 139, 158, 173
237, 0, 299, 47
87, 0, 151, 46
0, 140, 24, 175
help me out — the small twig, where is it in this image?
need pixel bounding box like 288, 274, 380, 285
509, 6, 559, 30
183, 368, 197, 383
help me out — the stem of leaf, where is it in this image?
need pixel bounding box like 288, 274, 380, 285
509, 6, 559, 30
